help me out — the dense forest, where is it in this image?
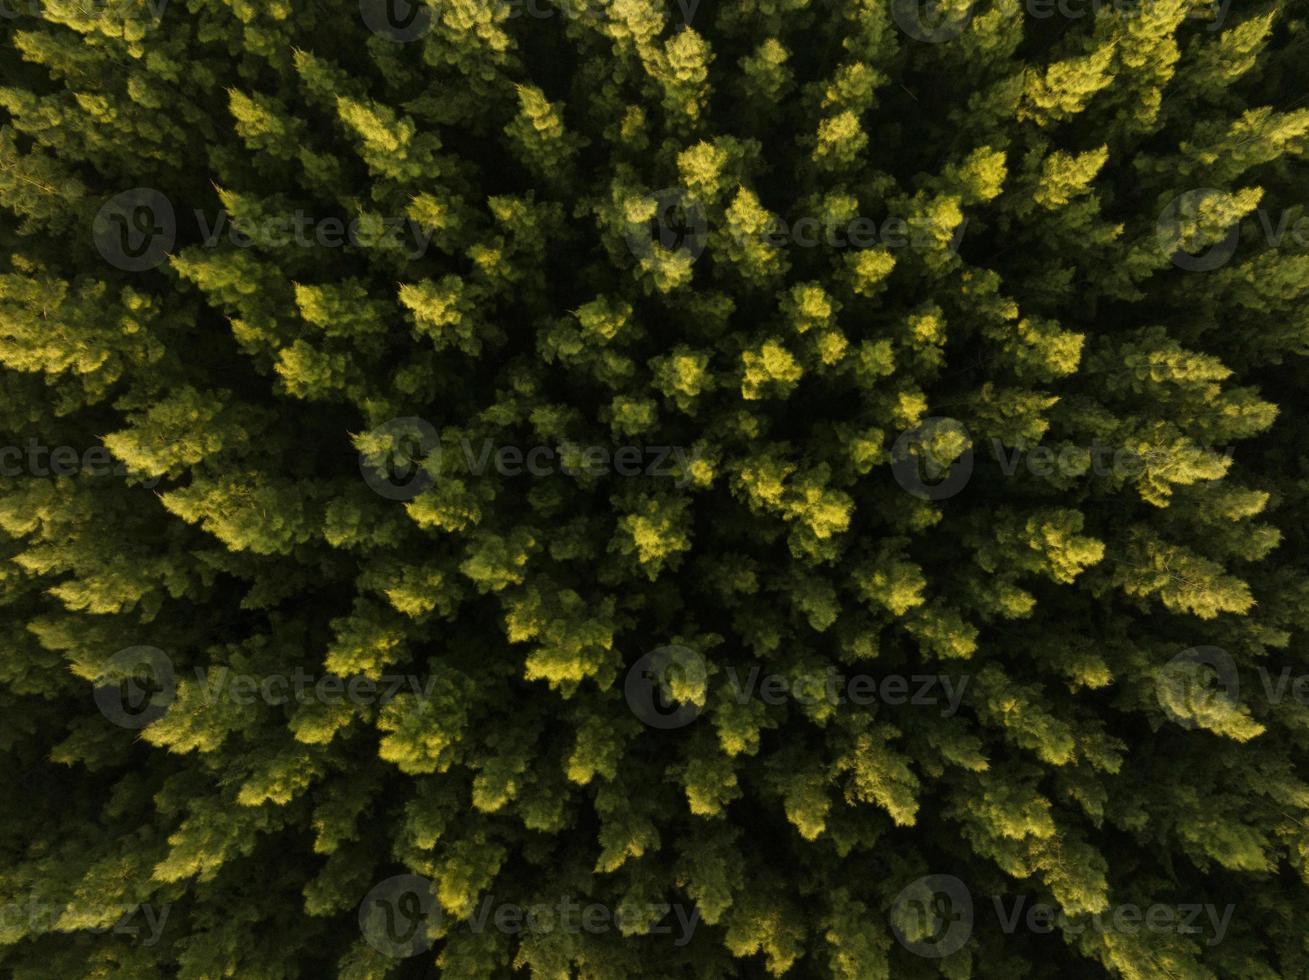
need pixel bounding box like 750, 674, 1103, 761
2, 0, 1308, 976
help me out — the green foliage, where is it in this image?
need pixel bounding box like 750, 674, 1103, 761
1, 1, 1309, 978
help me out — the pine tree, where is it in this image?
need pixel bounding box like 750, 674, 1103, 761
1, 1, 1308, 978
